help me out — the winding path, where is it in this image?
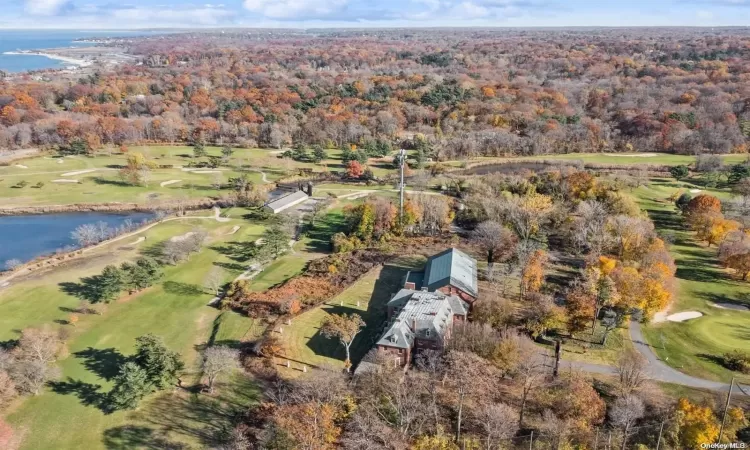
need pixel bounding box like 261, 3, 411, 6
564, 321, 747, 393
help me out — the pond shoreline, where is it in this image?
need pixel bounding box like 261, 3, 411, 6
0, 197, 227, 216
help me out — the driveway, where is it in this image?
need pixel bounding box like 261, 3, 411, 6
562, 320, 747, 393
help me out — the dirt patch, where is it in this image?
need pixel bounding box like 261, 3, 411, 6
14, 164, 28, 169
226, 225, 241, 235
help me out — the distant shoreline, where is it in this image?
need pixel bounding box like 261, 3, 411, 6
2, 50, 92, 67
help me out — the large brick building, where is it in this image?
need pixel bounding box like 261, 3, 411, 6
373, 248, 478, 367
403, 248, 478, 305
375, 289, 469, 367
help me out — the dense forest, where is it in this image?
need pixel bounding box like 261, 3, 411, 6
3, 28, 750, 157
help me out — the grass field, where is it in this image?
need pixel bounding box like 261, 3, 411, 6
633, 178, 750, 382
0, 145, 398, 207
1, 213, 268, 449
275, 255, 425, 377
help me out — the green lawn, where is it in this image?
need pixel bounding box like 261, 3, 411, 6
276, 255, 425, 377
1, 214, 267, 450
0, 145, 399, 207
633, 178, 750, 382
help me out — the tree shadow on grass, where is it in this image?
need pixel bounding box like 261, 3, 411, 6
163, 281, 205, 296
210, 241, 259, 263
125, 375, 260, 448
140, 241, 166, 260
92, 177, 132, 188
48, 378, 109, 411
102, 425, 189, 450
75, 347, 128, 381
59, 278, 102, 303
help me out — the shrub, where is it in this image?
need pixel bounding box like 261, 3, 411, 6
723, 350, 750, 373
32, 181, 44, 188
13, 180, 28, 188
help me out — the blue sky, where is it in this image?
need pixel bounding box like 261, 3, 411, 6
2, 0, 750, 29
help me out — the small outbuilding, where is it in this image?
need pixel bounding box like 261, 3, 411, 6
263, 190, 310, 214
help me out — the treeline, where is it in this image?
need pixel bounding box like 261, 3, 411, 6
4, 29, 750, 157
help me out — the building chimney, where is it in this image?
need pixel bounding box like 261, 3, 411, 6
412, 318, 417, 331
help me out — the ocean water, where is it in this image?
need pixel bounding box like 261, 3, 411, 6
0, 212, 155, 265
0, 30, 156, 73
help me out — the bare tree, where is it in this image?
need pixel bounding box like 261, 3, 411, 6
610, 394, 645, 450
0, 371, 17, 408
539, 410, 574, 450
17, 327, 61, 365
473, 402, 518, 450
615, 349, 648, 396
202, 346, 240, 393
204, 266, 225, 296
71, 223, 100, 247
573, 200, 609, 256
444, 350, 498, 441
3, 259, 21, 271
514, 336, 549, 428
11, 360, 61, 395
471, 220, 517, 278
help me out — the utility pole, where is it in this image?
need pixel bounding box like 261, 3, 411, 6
718, 377, 735, 443
656, 421, 665, 450
399, 148, 407, 224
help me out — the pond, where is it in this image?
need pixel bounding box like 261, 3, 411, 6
0, 212, 155, 267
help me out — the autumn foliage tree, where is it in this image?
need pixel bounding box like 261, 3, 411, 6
521, 249, 547, 298
320, 313, 365, 371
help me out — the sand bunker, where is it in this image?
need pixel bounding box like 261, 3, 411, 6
610, 153, 659, 158
192, 170, 222, 174
62, 169, 98, 177
160, 179, 182, 187
666, 311, 703, 322
690, 189, 702, 194
170, 232, 196, 243
711, 302, 749, 311
213, 207, 230, 222
57, 160, 64, 164
14, 164, 28, 169
52, 179, 79, 183
226, 226, 241, 235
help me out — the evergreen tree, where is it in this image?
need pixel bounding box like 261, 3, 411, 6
193, 142, 207, 158
291, 144, 308, 162
262, 224, 291, 258
221, 145, 234, 159
121, 258, 162, 293
95, 265, 124, 303
311, 145, 327, 163
133, 334, 184, 389
108, 362, 153, 411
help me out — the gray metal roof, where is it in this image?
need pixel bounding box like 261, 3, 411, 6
376, 289, 468, 349
423, 248, 478, 297
264, 190, 309, 211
